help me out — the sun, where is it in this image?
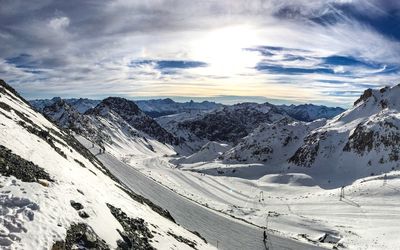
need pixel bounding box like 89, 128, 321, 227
190, 25, 262, 76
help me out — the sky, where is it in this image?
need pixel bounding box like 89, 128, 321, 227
1, 0, 400, 107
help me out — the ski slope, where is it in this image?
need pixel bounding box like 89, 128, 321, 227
78, 137, 325, 250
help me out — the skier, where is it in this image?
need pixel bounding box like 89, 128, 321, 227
263, 229, 267, 242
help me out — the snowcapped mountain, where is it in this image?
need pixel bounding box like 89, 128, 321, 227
0, 79, 212, 249
201, 84, 400, 185
42, 97, 91, 131
135, 98, 222, 118
32, 98, 221, 118
288, 85, 400, 180
31, 96, 181, 163
65, 98, 101, 113
223, 118, 326, 164
30, 97, 100, 114
38, 96, 178, 154
87, 97, 178, 145
156, 102, 344, 155
174, 141, 232, 164
277, 104, 345, 122
174, 102, 287, 145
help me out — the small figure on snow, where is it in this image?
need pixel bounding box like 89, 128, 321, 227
263, 230, 267, 242
340, 186, 345, 200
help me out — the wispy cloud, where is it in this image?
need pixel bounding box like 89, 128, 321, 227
1, 0, 400, 107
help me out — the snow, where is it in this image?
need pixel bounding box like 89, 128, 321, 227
80, 138, 324, 250
173, 141, 231, 164
90, 85, 400, 249
0, 84, 214, 250
125, 157, 400, 249
17, 83, 400, 249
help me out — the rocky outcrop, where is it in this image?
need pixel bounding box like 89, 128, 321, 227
0, 145, 53, 182
107, 204, 155, 250
52, 223, 110, 250
354, 88, 373, 106
87, 97, 178, 145
178, 103, 286, 144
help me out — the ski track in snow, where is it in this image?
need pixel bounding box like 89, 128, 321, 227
80, 138, 325, 250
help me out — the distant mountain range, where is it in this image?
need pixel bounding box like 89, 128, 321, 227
31, 97, 344, 154
277, 104, 345, 122
30, 97, 345, 155
135, 98, 223, 118
30, 97, 344, 121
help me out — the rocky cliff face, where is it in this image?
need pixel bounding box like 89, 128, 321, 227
87, 97, 178, 145
223, 118, 325, 164
177, 102, 287, 144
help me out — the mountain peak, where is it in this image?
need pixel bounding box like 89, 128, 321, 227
353, 84, 400, 110
91, 97, 142, 116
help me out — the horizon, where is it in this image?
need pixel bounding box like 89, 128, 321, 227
2, 1, 400, 108
28, 93, 348, 108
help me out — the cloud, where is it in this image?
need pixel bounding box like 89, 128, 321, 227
48, 16, 70, 30
1, 0, 400, 107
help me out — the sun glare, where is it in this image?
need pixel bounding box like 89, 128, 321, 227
190, 25, 262, 76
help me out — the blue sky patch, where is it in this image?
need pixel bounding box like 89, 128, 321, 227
6, 54, 37, 69
130, 59, 207, 70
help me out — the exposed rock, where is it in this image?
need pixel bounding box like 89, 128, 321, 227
88, 97, 178, 145
78, 210, 90, 219
354, 88, 373, 106
107, 204, 155, 250
343, 124, 374, 154
115, 185, 176, 223
0, 145, 53, 183
289, 131, 326, 167
52, 223, 109, 250
167, 231, 198, 249
70, 200, 84, 210
178, 103, 286, 144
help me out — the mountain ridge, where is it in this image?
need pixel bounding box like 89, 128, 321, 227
0, 79, 211, 249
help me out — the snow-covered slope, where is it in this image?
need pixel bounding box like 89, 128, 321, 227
30, 97, 100, 114
186, 85, 400, 186
174, 141, 232, 164
277, 104, 345, 122
136, 99, 222, 118
288, 85, 400, 183
0, 79, 212, 250
87, 97, 178, 145
223, 118, 326, 164
37, 96, 177, 158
